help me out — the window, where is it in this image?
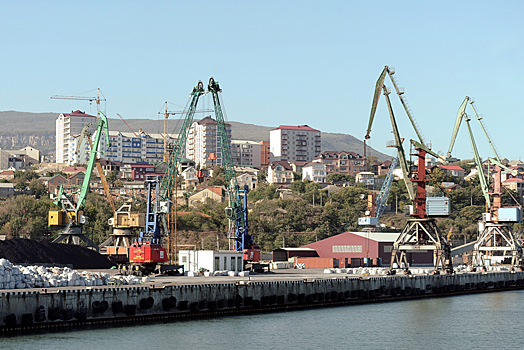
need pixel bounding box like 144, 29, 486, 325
223, 257, 227, 270
214, 257, 220, 271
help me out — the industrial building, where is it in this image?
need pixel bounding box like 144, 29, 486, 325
302, 232, 433, 266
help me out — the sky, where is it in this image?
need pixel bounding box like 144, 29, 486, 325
1, 1, 523, 161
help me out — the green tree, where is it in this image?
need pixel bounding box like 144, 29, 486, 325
105, 171, 117, 186
0, 195, 53, 239
29, 179, 48, 199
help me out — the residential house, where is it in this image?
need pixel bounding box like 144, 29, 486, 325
0, 183, 15, 199
355, 172, 375, 187
503, 178, 524, 200
188, 187, 224, 207
0, 170, 15, 180
267, 161, 294, 184
236, 172, 258, 190
181, 166, 199, 190
313, 151, 366, 177
291, 161, 308, 174
130, 163, 156, 181
438, 165, 465, 178
302, 162, 327, 183
68, 171, 85, 186
47, 174, 67, 195
63, 166, 87, 176
372, 159, 392, 176
98, 159, 121, 177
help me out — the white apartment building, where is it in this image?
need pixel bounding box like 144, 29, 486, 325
187, 116, 231, 167
55, 110, 97, 164
231, 140, 261, 168
270, 125, 321, 163
96, 130, 177, 164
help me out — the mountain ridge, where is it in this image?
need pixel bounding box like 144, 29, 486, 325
0, 111, 391, 161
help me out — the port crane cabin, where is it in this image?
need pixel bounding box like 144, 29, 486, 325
366, 66, 453, 274
446, 96, 523, 267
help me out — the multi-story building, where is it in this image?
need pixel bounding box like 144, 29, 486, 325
270, 125, 321, 163
313, 151, 366, 177
267, 161, 294, 184
56, 110, 97, 164
231, 140, 261, 168
95, 130, 175, 164
187, 116, 231, 168
259, 141, 270, 167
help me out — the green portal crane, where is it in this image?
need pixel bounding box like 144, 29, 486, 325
49, 111, 110, 250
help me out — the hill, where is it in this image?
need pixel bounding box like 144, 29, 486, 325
0, 111, 391, 160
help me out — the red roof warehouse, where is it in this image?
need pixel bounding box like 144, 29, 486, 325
302, 232, 433, 266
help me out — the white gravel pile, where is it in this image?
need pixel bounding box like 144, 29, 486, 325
0, 258, 142, 290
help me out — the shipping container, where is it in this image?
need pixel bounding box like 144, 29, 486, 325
358, 217, 379, 226
294, 257, 339, 269
497, 207, 521, 222
426, 197, 450, 216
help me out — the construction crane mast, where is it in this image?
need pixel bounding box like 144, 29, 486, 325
208, 77, 258, 260
365, 66, 452, 274
447, 97, 522, 267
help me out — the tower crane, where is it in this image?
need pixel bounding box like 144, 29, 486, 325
160, 102, 213, 162
366, 66, 452, 274
51, 88, 105, 114
48, 111, 111, 251
447, 97, 522, 267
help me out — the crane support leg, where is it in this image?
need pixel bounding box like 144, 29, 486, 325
388, 218, 452, 274
472, 223, 523, 268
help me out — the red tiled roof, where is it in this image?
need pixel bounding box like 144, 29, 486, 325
438, 165, 464, 171
63, 166, 87, 173
270, 161, 292, 170
271, 125, 320, 132
62, 110, 96, 118
503, 178, 524, 183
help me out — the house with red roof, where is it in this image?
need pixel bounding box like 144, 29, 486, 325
437, 165, 465, 178
267, 161, 294, 184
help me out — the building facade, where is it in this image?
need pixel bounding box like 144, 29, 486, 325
302, 162, 327, 183
259, 141, 270, 167
187, 116, 231, 168
267, 161, 294, 184
313, 151, 366, 177
96, 130, 172, 164
231, 140, 261, 168
270, 125, 321, 163
56, 110, 97, 164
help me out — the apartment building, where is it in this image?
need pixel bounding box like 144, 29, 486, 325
313, 151, 366, 177
270, 125, 321, 163
259, 141, 270, 167
95, 130, 175, 164
55, 110, 97, 164
187, 116, 231, 167
231, 140, 261, 168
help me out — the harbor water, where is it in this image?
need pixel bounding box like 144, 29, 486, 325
2, 290, 523, 350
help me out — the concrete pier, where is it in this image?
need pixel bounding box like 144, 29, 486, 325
1, 271, 523, 335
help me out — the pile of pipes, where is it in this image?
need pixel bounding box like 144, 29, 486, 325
0, 258, 120, 290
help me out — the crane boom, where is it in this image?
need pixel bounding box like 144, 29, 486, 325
117, 113, 137, 136
375, 155, 399, 220
160, 81, 205, 201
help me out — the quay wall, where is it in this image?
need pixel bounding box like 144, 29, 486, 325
1, 272, 523, 335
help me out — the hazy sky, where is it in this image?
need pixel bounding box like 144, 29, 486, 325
1, 1, 523, 160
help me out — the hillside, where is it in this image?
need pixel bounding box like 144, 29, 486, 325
0, 111, 391, 160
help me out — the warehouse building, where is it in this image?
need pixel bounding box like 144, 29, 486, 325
302, 232, 433, 266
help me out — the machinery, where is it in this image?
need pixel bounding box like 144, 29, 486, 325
366, 66, 453, 274
126, 81, 206, 275
447, 97, 523, 267
358, 155, 399, 230
207, 77, 261, 263
48, 111, 111, 251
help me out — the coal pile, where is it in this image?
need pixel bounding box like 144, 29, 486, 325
0, 238, 114, 269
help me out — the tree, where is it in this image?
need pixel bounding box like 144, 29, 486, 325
0, 195, 53, 239
293, 172, 302, 181
29, 179, 48, 199
291, 180, 306, 194
106, 171, 117, 186
327, 173, 354, 183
